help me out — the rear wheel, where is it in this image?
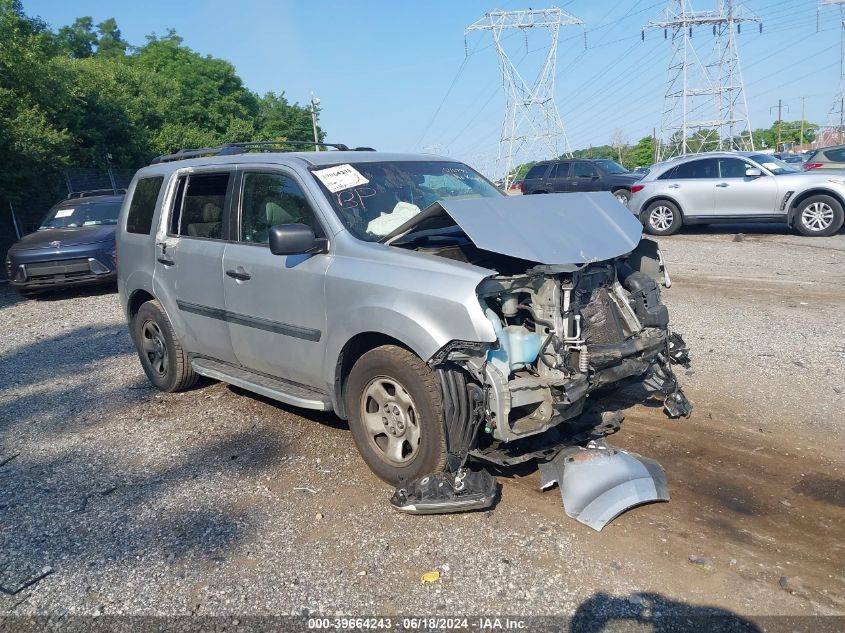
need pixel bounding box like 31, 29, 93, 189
131, 300, 197, 392
642, 200, 682, 236
345, 345, 447, 485
794, 195, 844, 237
612, 189, 631, 205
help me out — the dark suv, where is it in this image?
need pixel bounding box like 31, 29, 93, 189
521, 159, 642, 204
5, 190, 124, 297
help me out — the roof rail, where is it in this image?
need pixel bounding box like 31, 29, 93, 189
150, 140, 375, 164
66, 188, 126, 199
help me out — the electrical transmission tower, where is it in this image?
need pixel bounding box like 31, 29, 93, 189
644, 1, 760, 160
820, 0, 845, 145
465, 8, 583, 187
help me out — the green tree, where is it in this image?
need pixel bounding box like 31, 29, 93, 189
629, 136, 655, 167
95, 17, 127, 58
256, 91, 323, 144
56, 16, 96, 58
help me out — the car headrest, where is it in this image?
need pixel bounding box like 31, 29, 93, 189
202, 202, 221, 222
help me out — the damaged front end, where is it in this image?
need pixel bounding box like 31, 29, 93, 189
387, 193, 691, 528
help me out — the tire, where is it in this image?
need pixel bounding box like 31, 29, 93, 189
344, 345, 447, 485
642, 200, 683, 236
612, 189, 631, 205
793, 194, 844, 237
131, 299, 197, 392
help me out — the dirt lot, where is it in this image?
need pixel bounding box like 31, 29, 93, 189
1, 226, 844, 627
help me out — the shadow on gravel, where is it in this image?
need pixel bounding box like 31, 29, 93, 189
0, 322, 134, 436
226, 385, 349, 431
0, 424, 288, 600
570, 591, 761, 632
0, 283, 117, 313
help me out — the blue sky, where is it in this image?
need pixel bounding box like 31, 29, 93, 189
22, 0, 844, 174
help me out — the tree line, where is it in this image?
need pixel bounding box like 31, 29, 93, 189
0, 0, 324, 235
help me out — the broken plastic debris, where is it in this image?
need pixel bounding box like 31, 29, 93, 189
390, 469, 496, 514
538, 442, 669, 531
420, 570, 440, 584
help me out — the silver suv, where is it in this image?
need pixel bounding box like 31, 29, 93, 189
628, 151, 845, 237
116, 142, 691, 522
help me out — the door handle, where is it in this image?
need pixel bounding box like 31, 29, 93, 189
157, 257, 175, 266
716, 182, 730, 188
225, 269, 251, 281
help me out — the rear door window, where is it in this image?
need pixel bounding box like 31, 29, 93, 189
126, 176, 164, 235
168, 172, 231, 239
671, 159, 718, 179
550, 162, 571, 179
524, 164, 549, 180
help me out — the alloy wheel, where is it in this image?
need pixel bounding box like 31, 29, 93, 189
649, 206, 674, 232
800, 202, 834, 232
360, 376, 421, 465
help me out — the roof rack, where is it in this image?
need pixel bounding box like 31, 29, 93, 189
151, 141, 376, 164
66, 188, 126, 199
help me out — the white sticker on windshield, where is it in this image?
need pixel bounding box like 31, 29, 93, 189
55, 208, 75, 218
312, 164, 369, 193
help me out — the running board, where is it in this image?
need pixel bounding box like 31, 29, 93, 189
191, 357, 332, 411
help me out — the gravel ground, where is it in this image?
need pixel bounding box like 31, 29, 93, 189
1, 227, 844, 625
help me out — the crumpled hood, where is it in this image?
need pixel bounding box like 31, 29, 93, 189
9, 225, 116, 251
386, 192, 643, 265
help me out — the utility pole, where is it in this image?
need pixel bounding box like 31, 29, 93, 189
800, 96, 806, 147
309, 93, 321, 152
644, 0, 760, 160
104, 152, 117, 194
769, 100, 789, 150
821, 0, 845, 144
465, 8, 585, 188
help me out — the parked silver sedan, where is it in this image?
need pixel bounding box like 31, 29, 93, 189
628, 151, 845, 237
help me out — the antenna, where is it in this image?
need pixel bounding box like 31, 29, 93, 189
644, 0, 760, 160
465, 8, 584, 188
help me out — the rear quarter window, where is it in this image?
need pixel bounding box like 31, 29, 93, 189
126, 176, 164, 235
823, 148, 845, 162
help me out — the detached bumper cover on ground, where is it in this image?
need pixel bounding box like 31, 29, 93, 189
539, 442, 670, 531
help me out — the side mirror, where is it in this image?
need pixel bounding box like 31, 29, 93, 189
268, 224, 328, 256
745, 167, 762, 177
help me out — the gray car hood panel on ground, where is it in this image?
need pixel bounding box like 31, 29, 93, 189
388, 192, 643, 265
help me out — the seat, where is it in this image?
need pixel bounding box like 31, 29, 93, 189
249, 200, 300, 243
187, 202, 222, 238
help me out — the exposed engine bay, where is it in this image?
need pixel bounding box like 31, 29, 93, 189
386, 193, 692, 528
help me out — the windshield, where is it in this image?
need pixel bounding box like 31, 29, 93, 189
748, 154, 799, 175
311, 160, 501, 241
40, 201, 122, 229
594, 159, 628, 174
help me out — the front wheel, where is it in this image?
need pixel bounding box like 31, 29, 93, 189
642, 200, 682, 236
794, 195, 844, 237
345, 345, 447, 485
131, 300, 197, 392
